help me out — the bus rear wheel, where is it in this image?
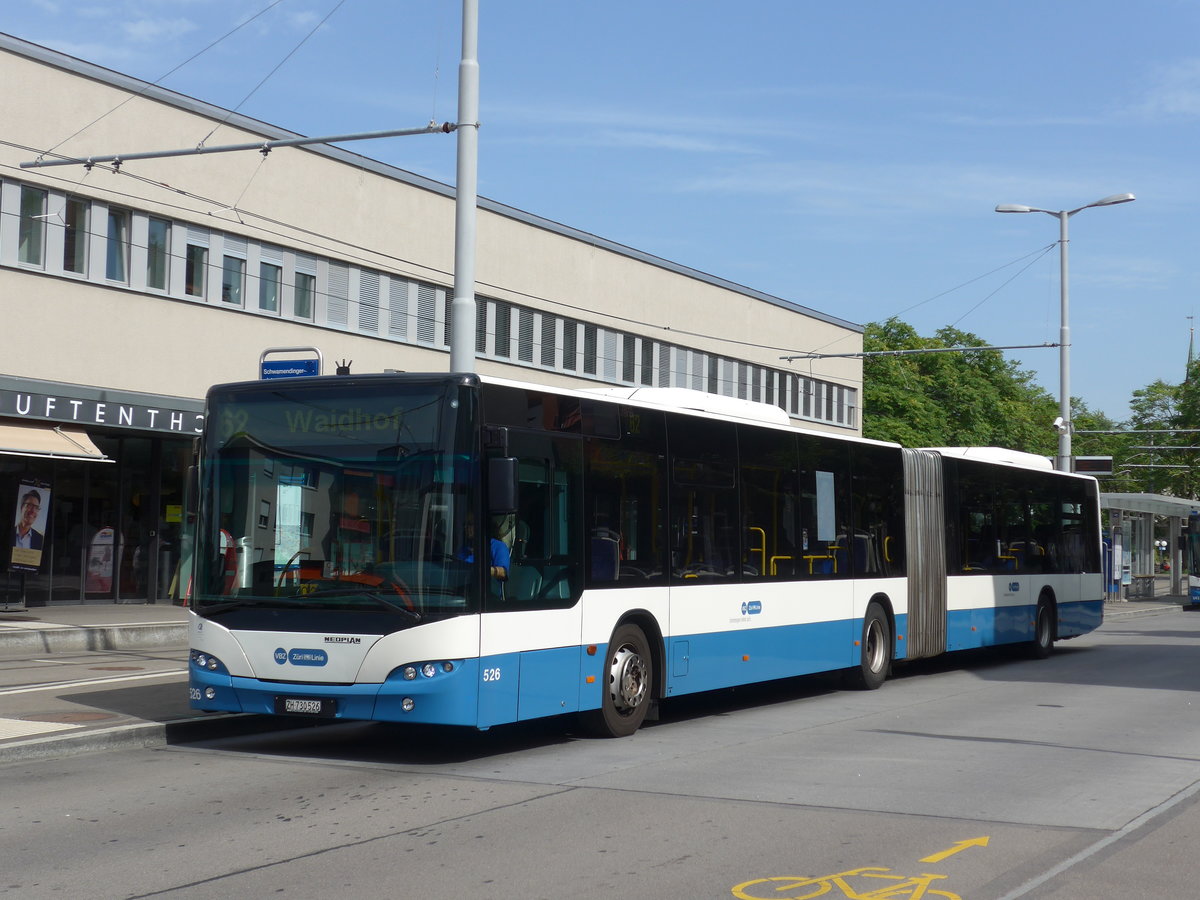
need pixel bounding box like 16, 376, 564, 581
846, 602, 891, 690
581, 624, 652, 738
1028, 598, 1055, 659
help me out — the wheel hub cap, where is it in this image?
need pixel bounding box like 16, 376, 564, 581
609, 645, 647, 712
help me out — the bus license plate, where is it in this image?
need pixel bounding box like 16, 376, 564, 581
275, 697, 335, 717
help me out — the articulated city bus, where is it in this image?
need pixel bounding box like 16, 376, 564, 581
1186, 512, 1200, 605
187, 373, 1103, 737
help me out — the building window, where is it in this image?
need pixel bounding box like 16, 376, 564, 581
18, 186, 47, 266
106, 207, 130, 281
357, 269, 379, 332
562, 319, 578, 371
258, 499, 271, 529
622, 335, 636, 383
259, 262, 281, 313
518, 309, 534, 362
494, 301, 512, 358
221, 255, 245, 305
327, 262, 348, 325
475, 300, 488, 353
62, 195, 88, 274
583, 325, 598, 375
185, 244, 208, 297
388, 277, 408, 338
540, 316, 557, 367
294, 271, 316, 319
147, 217, 170, 291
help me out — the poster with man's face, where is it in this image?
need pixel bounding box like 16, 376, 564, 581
11, 482, 50, 572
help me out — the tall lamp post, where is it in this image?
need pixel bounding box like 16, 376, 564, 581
995, 193, 1135, 472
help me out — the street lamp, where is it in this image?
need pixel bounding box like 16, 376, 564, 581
995, 192, 1135, 472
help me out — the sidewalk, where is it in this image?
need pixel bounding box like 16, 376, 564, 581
0, 602, 188, 653
0, 603, 286, 765
0, 594, 1194, 765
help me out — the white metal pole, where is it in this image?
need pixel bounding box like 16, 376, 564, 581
449, 0, 480, 373
1057, 210, 1071, 472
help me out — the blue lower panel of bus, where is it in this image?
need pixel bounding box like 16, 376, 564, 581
477, 646, 584, 727
945, 598, 1103, 650
1056, 598, 1103, 638
664, 618, 856, 697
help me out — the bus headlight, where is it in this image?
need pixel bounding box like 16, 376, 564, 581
393, 661, 456, 683
190, 650, 223, 672
401, 697, 415, 712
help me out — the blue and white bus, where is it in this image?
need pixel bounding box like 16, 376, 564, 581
1186, 512, 1200, 605
188, 373, 1103, 737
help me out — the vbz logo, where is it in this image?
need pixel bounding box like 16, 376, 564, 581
274, 647, 288, 665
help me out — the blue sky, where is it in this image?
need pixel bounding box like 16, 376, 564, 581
8, 1, 1198, 421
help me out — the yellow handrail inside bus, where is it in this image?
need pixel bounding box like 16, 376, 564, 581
748, 526, 767, 574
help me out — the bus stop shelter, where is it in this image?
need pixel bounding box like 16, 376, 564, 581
1100, 492, 1198, 600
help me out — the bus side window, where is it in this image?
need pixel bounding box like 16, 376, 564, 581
582, 406, 666, 588
667, 415, 737, 583
738, 425, 799, 580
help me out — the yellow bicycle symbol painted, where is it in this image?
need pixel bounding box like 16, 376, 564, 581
732, 867, 962, 900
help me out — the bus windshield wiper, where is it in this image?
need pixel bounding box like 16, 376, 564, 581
303, 585, 422, 622
197, 596, 311, 616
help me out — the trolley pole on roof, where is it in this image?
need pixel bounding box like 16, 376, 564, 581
449, 0, 480, 374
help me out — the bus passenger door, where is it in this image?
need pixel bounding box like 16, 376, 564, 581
478, 426, 584, 727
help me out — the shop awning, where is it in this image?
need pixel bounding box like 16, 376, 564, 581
0, 423, 112, 462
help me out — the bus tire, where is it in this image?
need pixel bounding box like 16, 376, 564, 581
847, 602, 891, 690
1028, 598, 1055, 659
581, 624, 652, 738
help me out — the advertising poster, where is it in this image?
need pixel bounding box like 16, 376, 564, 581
86, 527, 116, 592
11, 481, 51, 573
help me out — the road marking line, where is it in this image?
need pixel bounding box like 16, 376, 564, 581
921, 836, 990, 863
996, 777, 1200, 899
0, 669, 187, 695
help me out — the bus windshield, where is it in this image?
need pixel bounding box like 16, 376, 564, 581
192, 378, 478, 628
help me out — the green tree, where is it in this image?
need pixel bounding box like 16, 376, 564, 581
862, 317, 1058, 453
1122, 376, 1200, 498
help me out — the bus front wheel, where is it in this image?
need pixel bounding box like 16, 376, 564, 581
582, 624, 652, 738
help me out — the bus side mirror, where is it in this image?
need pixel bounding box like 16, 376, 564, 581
488, 457, 519, 514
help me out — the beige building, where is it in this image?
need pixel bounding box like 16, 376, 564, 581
0, 33, 862, 607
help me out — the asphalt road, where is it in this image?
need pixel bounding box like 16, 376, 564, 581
2, 605, 1198, 899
